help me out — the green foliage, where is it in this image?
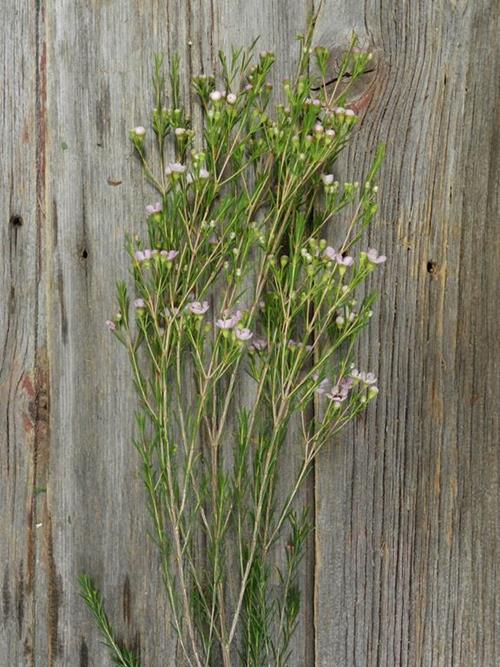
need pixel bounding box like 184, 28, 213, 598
78, 575, 140, 667
86, 11, 386, 667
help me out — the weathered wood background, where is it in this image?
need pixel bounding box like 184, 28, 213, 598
1, 0, 498, 665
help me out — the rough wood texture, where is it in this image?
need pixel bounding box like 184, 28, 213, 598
1, 1, 498, 665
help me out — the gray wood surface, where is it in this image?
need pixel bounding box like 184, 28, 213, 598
1, 1, 498, 665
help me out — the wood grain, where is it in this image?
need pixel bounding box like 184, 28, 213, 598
0, 2, 46, 664
314, 1, 499, 666
1, 0, 498, 665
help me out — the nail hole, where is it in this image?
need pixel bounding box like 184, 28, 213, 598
427, 260, 437, 274
10, 215, 23, 227
81, 249, 88, 259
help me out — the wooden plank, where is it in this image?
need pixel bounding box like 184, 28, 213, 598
3, 1, 498, 665
44, 3, 179, 664
43, 1, 309, 665
314, 1, 499, 666
0, 2, 46, 665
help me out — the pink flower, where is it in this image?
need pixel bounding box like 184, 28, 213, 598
323, 247, 353, 266
226, 93, 237, 105
215, 309, 242, 330
216, 317, 235, 330
135, 249, 158, 261
187, 168, 210, 184
366, 248, 387, 264
132, 126, 146, 136
165, 162, 187, 175
326, 378, 352, 405
160, 250, 178, 261
145, 202, 162, 216
321, 174, 334, 185
249, 337, 267, 352
235, 328, 253, 341
209, 90, 223, 102
336, 254, 354, 267
187, 301, 209, 315
350, 369, 377, 385
134, 298, 145, 308
105, 320, 116, 331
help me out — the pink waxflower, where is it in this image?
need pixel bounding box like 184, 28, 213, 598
323, 247, 353, 266
216, 317, 235, 330
215, 309, 242, 330
105, 320, 116, 331
134, 298, 145, 308
249, 337, 267, 352
145, 202, 162, 216
350, 369, 377, 385
326, 377, 353, 405
235, 328, 253, 341
160, 250, 179, 261
336, 254, 354, 267
132, 126, 146, 136
187, 168, 210, 184
366, 248, 387, 264
188, 301, 209, 315
165, 162, 187, 175
135, 249, 160, 262
226, 93, 237, 105
209, 90, 223, 102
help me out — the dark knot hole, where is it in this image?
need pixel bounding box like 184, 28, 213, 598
10, 214, 23, 227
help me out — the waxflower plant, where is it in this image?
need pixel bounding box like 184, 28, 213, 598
80, 16, 386, 667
